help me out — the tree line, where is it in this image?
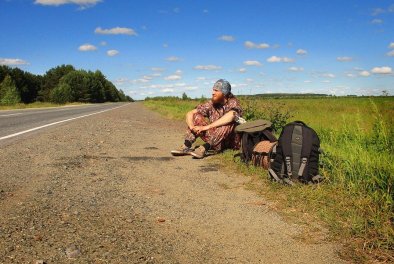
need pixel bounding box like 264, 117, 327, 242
0, 64, 133, 105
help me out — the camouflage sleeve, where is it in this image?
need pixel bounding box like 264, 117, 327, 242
195, 101, 211, 117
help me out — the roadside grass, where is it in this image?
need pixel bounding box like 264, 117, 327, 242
144, 96, 394, 263
0, 102, 87, 111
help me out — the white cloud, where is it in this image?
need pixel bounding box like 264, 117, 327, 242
0, 58, 29, 66
193, 65, 222, 70
359, 71, 371, 77
164, 70, 182, 81
142, 75, 153, 80
165, 56, 181, 62
95, 27, 137, 36
114, 78, 149, 85
243, 60, 262, 66
185, 86, 198, 91
163, 43, 169, 48
244, 41, 269, 49
346, 73, 356, 78
322, 73, 335, 78
34, 0, 101, 7
218, 35, 235, 42
288, 66, 304, 72
321, 80, 331, 83
304, 80, 312, 83
267, 56, 295, 63
328, 86, 349, 96
296, 49, 307, 55
371, 19, 383, 24
245, 78, 254, 82
107, 49, 119, 56
78, 44, 97, 51
196, 77, 206, 81
389, 42, 394, 49
164, 75, 181, 81
239, 68, 246, 73
387, 50, 394, 57
372, 7, 385, 16
151, 67, 165, 72
337, 56, 353, 62
113, 78, 128, 85
161, 88, 174, 93
371, 66, 392, 74
232, 83, 247, 88
143, 84, 173, 89
372, 5, 394, 15
100, 41, 107, 46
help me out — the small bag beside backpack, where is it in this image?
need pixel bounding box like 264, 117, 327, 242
235, 119, 277, 165
252, 140, 277, 169
268, 121, 323, 185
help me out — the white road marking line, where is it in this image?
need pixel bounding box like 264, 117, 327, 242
0, 103, 130, 141
0, 113, 23, 117
0, 104, 102, 117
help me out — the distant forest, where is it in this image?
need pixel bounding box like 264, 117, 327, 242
0, 64, 133, 105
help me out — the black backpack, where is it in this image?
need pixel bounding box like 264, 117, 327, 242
235, 120, 277, 163
268, 121, 323, 185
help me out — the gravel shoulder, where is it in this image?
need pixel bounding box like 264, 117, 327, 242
0, 103, 347, 263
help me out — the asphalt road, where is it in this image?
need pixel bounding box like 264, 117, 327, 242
0, 103, 129, 145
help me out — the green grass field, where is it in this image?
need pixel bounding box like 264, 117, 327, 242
144, 96, 394, 262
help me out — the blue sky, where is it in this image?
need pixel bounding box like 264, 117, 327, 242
1, 0, 393, 100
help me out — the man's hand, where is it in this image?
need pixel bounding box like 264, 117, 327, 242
192, 125, 210, 135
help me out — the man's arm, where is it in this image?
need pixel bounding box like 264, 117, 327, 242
193, 110, 236, 134
207, 110, 236, 129
186, 109, 198, 130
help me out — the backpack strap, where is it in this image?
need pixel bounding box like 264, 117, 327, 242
280, 125, 294, 178
298, 127, 313, 179
298, 157, 308, 178
261, 129, 277, 142
268, 168, 282, 182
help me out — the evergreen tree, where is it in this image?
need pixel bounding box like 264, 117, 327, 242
50, 83, 73, 104
39, 64, 75, 101
0, 75, 21, 105
182, 92, 190, 100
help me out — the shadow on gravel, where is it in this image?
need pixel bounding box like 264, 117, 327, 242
121, 156, 174, 162
199, 165, 219, 173
144, 146, 159, 150
51, 155, 117, 169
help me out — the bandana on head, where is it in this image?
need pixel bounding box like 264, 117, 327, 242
213, 79, 231, 96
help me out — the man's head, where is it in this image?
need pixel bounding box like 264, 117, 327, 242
212, 79, 231, 104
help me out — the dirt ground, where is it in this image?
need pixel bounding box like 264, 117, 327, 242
0, 103, 347, 263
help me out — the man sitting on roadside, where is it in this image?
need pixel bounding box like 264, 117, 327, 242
171, 79, 243, 159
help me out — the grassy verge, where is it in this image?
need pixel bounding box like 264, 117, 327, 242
0, 102, 89, 110
144, 97, 394, 263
